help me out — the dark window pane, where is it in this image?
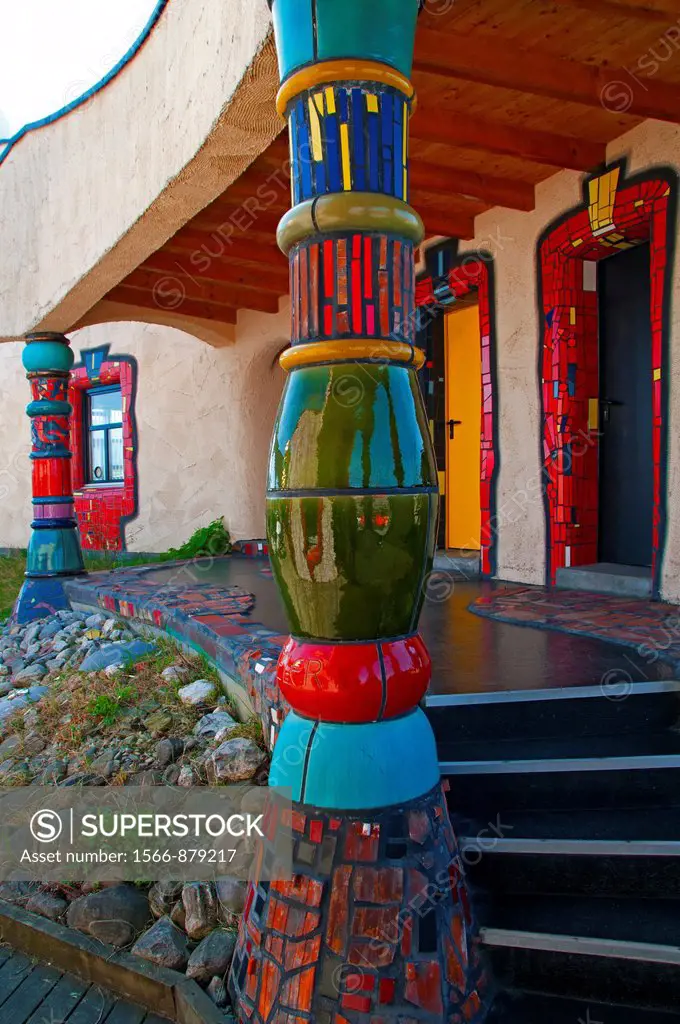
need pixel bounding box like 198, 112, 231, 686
108, 427, 124, 481
89, 431, 106, 483
89, 389, 122, 427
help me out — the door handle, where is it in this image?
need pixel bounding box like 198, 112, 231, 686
447, 419, 462, 440
601, 398, 623, 425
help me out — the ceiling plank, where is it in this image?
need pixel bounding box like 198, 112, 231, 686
164, 233, 287, 268
415, 29, 680, 125
118, 270, 281, 315
411, 110, 605, 171
547, 0, 680, 22
106, 287, 238, 325
142, 251, 289, 294
416, 205, 477, 239
192, 204, 283, 237
410, 161, 535, 211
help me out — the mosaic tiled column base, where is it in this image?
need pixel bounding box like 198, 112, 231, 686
15, 332, 85, 623
229, 783, 486, 1024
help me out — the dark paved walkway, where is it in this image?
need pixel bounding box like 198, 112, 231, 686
0, 947, 166, 1023
66, 557, 671, 706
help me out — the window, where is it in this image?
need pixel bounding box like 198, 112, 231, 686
86, 386, 124, 484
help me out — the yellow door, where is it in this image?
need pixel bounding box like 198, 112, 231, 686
445, 305, 482, 551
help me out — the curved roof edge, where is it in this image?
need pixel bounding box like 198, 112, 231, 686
0, 0, 169, 166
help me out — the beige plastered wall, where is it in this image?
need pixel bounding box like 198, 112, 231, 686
0, 309, 288, 552
0, 0, 280, 341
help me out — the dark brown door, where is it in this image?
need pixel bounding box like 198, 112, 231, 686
597, 243, 653, 567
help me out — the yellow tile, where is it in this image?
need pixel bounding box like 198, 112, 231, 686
324, 87, 336, 115
308, 96, 323, 162
654, 368, 662, 381
366, 93, 379, 114
340, 123, 351, 191
588, 398, 599, 430
569, 306, 576, 325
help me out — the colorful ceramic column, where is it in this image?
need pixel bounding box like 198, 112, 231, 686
229, 2, 486, 1021
15, 332, 84, 623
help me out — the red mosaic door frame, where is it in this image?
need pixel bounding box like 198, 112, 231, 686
416, 254, 499, 576
69, 345, 138, 551
539, 163, 676, 594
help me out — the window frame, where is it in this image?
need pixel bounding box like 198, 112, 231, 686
84, 384, 124, 486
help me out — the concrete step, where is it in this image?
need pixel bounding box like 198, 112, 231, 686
456, 806, 680, 898
556, 562, 652, 598
426, 680, 680, 745
488, 990, 679, 1023
481, 895, 680, 1012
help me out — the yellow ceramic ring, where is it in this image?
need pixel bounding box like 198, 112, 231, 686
279, 339, 425, 372
277, 194, 424, 254
276, 59, 415, 117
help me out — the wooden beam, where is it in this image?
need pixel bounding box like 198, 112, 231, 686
142, 251, 289, 295
410, 161, 535, 211
415, 29, 680, 125
192, 203, 283, 238
416, 205, 477, 239
118, 270, 281, 315
106, 287, 238, 325
548, 0, 680, 22
164, 232, 287, 269
411, 109, 605, 171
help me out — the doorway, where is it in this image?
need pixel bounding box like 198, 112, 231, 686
597, 243, 653, 568
444, 304, 482, 552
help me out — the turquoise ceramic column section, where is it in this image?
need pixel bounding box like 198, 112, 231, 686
229, 3, 488, 1021
15, 332, 85, 623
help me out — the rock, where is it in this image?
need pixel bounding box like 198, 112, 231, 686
194, 711, 237, 741
215, 879, 247, 922
26, 890, 68, 921
85, 613, 107, 629
156, 737, 184, 766
66, 884, 150, 947
144, 710, 173, 737
80, 640, 157, 673
60, 773, 107, 787
0, 735, 21, 759
24, 642, 42, 659
13, 664, 47, 684
177, 765, 195, 788
0, 682, 11, 698
22, 732, 46, 756
0, 881, 35, 904
148, 882, 183, 919
22, 623, 42, 647
162, 764, 180, 785
131, 916, 190, 971
102, 619, 119, 636
51, 639, 70, 653
127, 769, 164, 787
89, 753, 117, 778
186, 929, 237, 982
38, 619, 62, 641
104, 663, 124, 678
178, 680, 216, 706
206, 976, 229, 1008
27, 686, 48, 703
161, 665, 192, 683
182, 882, 218, 940
170, 901, 186, 930
207, 738, 266, 784
35, 759, 68, 784
45, 659, 63, 673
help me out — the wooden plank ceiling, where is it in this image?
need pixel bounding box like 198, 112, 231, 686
105, 0, 680, 326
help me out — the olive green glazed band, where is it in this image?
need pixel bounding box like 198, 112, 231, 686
277, 194, 425, 255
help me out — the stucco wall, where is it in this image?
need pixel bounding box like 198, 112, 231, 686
455, 119, 680, 599
0, 0, 280, 341
0, 313, 288, 553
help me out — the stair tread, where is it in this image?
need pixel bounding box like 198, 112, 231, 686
489, 990, 679, 1023
439, 731, 680, 766
455, 806, 680, 843
484, 895, 680, 947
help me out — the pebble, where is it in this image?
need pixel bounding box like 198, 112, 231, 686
161, 665, 192, 683
178, 680, 216, 706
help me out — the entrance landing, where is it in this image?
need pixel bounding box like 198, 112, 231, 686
556, 563, 652, 599
471, 585, 680, 674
